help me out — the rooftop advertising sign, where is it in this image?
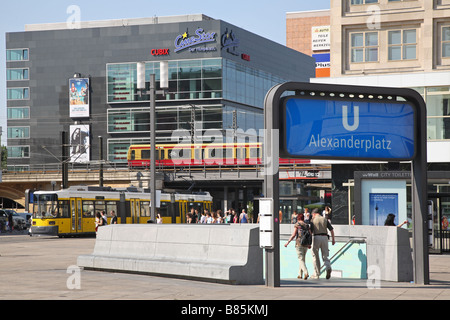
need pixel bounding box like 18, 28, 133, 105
282, 97, 416, 160
174, 28, 217, 53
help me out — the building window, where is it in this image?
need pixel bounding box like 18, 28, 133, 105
107, 108, 149, 133
7, 107, 30, 120
6, 165, 29, 172
388, 29, 417, 60
424, 87, 450, 140
351, 0, 378, 4
7, 87, 29, 100
7, 127, 30, 139
107, 59, 223, 103
350, 32, 378, 62
6, 49, 29, 61
442, 26, 450, 58
7, 146, 30, 158
7, 68, 29, 81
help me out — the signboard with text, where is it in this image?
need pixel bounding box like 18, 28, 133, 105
282, 96, 416, 160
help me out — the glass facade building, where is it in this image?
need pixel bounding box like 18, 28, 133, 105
6, 14, 314, 170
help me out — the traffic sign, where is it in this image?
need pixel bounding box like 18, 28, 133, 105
282, 96, 416, 160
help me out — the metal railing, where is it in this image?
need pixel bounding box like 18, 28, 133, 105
319, 237, 366, 276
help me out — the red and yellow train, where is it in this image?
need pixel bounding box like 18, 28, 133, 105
127, 142, 309, 168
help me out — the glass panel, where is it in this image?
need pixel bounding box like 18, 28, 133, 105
7, 88, 29, 100
365, 47, 378, 62
443, 42, 450, 58
7, 69, 29, 81
403, 45, 416, 60
403, 29, 416, 44
388, 46, 402, 60
351, 33, 364, 47
443, 27, 450, 41
351, 48, 364, 62
7, 146, 30, 158
365, 32, 378, 46
107, 63, 137, 103
388, 30, 401, 45
6, 49, 28, 61
427, 118, 450, 140
7, 107, 29, 120
425, 93, 450, 117
8, 127, 29, 139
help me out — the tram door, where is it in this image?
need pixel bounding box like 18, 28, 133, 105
70, 198, 83, 233
130, 199, 140, 224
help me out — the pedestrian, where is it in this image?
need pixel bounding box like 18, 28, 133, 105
95, 212, 102, 233
8, 212, 14, 232
310, 208, 335, 279
232, 209, 239, 223
156, 213, 163, 224
322, 206, 332, 221
110, 210, 117, 224
384, 213, 407, 227
101, 211, 108, 225
291, 210, 298, 224
240, 209, 248, 223
303, 207, 310, 224
285, 213, 310, 280
206, 211, 213, 223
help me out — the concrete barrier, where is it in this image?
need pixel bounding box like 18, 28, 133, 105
281, 224, 413, 282
77, 224, 263, 285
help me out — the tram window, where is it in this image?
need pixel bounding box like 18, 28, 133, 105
236, 148, 247, 159
106, 201, 118, 217
249, 147, 260, 158
141, 150, 150, 160
159, 202, 169, 217
95, 201, 106, 214
168, 148, 191, 159
82, 200, 95, 217
59, 200, 70, 218
194, 148, 204, 160
224, 148, 232, 159
130, 150, 136, 160
140, 201, 150, 217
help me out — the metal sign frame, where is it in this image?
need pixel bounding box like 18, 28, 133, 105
263, 81, 429, 287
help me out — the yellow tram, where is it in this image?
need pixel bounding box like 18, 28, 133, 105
29, 185, 212, 237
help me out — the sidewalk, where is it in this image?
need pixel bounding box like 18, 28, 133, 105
1, 235, 449, 302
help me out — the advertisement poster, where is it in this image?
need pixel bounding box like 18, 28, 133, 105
369, 193, 399, 226
69, 124, 90, 163
69, 78, 89, 118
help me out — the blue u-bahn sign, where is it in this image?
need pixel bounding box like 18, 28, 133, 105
282, 97, 416, 161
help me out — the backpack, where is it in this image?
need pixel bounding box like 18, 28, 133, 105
297, 222, 312, 246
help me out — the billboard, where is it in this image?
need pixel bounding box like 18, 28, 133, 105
70, 124, 90, 163
69, 78, 89, 118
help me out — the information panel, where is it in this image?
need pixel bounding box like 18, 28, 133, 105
282, 96, 416, 160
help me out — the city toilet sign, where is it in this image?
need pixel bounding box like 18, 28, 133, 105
282, 97, 416, 160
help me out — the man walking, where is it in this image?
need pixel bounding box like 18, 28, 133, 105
310, 208, 335, 279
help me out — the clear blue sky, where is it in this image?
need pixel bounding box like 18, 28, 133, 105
0, 0, 330, 145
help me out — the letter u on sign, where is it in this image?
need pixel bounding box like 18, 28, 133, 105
342, 105, 359, 132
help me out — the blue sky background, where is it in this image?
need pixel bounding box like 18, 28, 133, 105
0, 0, 330, 145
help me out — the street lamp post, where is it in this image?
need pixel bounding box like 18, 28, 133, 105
137, 61, 168, 222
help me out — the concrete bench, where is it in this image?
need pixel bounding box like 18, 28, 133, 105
77, 224, 263, 285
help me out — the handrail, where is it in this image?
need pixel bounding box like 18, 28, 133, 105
319, 237, 366, 276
